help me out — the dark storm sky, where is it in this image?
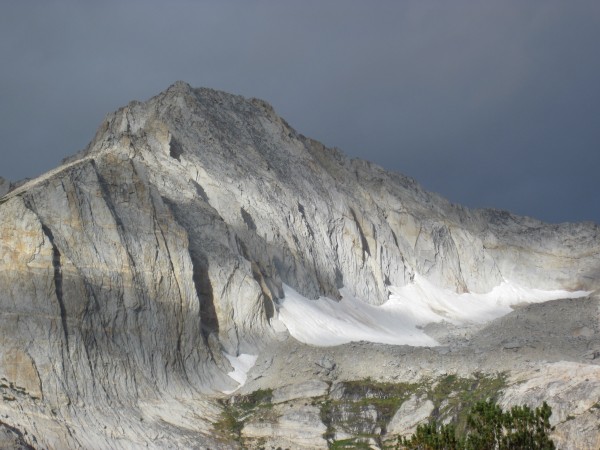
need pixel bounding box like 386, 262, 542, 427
1, 1, 599, 224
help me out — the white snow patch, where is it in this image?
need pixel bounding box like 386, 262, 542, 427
221, 353, 257, 394
278, 284, 438, 347
386, 274, 589, 325
277, 274, 589, 347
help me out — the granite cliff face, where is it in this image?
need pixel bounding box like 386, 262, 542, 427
0, 82, 598, 448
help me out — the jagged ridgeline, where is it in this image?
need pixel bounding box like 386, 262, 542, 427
0, 82, 598, 448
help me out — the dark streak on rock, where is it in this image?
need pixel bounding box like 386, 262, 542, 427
298, 202, 315, 238
350, 207, 371, 260
250, 262, 275, 320
241, 207, 257, 232
93, 161, 125, 231
41, 223, 69, 351
391, 230, 399, 248
191, 179, 209, 202
169, 136, 184, 161
0, 420, 36, 450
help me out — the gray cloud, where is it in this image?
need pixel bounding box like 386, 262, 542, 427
1, 0, 599, 223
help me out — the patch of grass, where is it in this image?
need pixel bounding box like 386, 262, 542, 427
213, 407, 243, 442
340, 378, 427, 429
321, 379, 425, 448
330, 437, 373, 449
213, 388, 274, 444
215, 375, 507, 448
320, 399, 336, 441
342, 378, 424, 401
427, 372, 507, 434
320, 373, 506, 448
235, 388, 273, 411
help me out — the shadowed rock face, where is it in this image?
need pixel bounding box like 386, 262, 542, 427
0, 82, 598, 448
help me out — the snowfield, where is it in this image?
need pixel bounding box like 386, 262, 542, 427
277, 274, 589, 347
222, 353, 258, 394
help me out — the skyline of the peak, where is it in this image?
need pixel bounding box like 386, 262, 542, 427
1, 1, 599, 224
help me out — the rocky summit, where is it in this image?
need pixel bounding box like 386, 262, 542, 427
0, 82, 599, 449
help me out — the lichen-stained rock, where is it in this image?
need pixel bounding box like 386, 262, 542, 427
0, 81, 599, 448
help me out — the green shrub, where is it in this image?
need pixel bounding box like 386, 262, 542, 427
399, 400, 555, 449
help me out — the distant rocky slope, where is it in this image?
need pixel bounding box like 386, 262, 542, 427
0, 82, 598, 448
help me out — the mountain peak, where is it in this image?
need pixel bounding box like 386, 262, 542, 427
166, 79, 194, 94
157, 81, 274, 113
0, 83, 598, 448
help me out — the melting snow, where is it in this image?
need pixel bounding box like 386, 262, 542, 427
222, 353, 257, 394
277, 274, 589, 347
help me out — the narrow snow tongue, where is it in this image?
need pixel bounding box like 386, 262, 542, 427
221, 353, 258, 394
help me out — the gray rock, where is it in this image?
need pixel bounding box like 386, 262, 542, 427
331, 403, 380, 436
316, 356, 336, 372
503, 342, 522, 350
329, 381, 346, 400
387, 395, 435, 436
242, 403, 328, 449
272, 380, 329, 404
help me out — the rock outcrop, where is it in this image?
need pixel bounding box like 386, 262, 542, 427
0, 82, 598, 448
387, 394, 435, 436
